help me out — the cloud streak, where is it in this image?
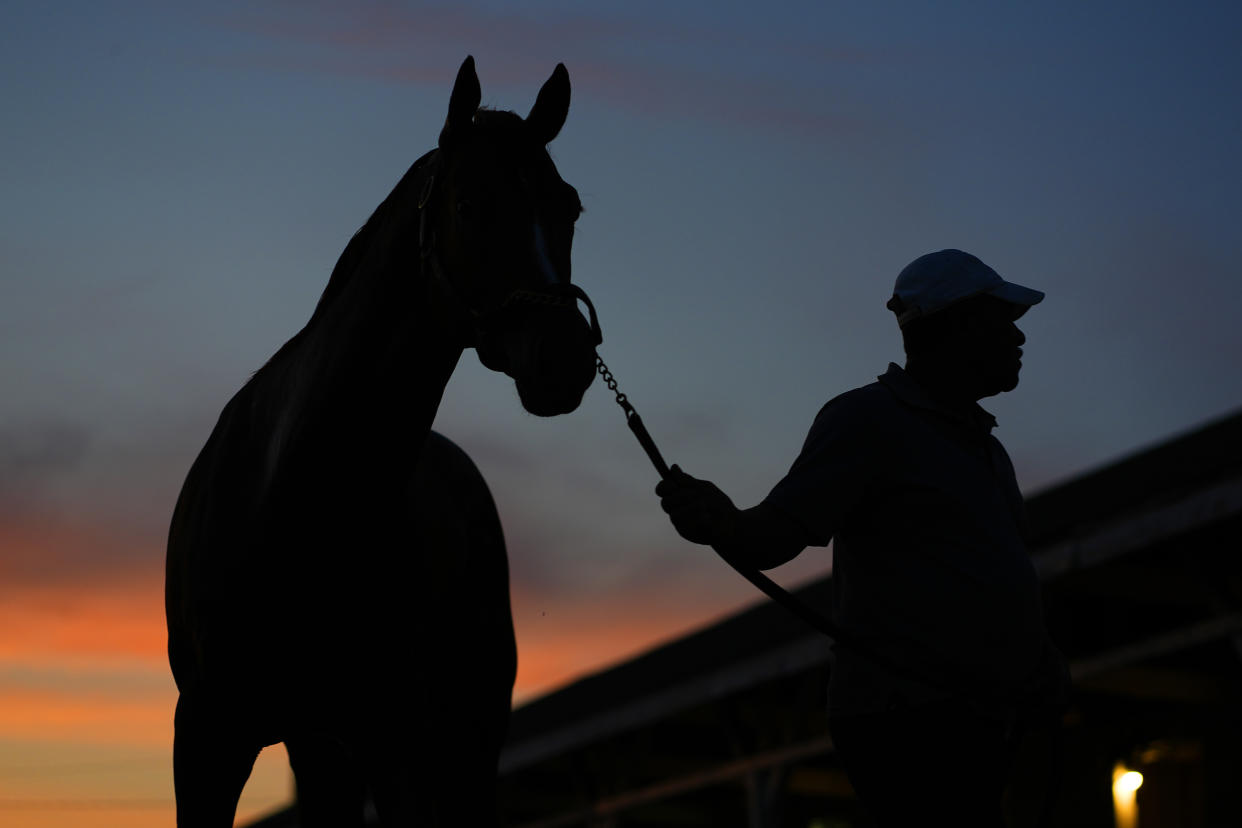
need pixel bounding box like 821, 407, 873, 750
0, 508, 163, 595
0, 422, 90, 499
207, 1, 883, 143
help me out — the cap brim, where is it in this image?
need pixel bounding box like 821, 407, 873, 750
987, 280, 1044, 318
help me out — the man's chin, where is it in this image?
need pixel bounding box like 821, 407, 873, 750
979, 370, 1020, 398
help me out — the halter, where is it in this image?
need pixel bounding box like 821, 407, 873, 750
417, 160, 603, 350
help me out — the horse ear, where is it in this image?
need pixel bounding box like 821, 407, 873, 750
526, 63, 570, 145
439, 55, 481, 150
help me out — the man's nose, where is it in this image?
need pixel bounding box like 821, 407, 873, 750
1013, 323, 1026, 346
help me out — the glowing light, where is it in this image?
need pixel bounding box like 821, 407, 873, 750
1112, 763, 1144, 828
1115, 770, 1144, 795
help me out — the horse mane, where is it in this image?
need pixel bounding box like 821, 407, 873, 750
306, 148, 439, 327
243, 149, 436, 386
253, 111, 532, 378
307, 111, 525, 326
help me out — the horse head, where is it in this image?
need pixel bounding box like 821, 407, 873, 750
422, 56, 597, 417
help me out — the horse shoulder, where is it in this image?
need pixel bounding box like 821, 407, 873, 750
412, 431, 503, 542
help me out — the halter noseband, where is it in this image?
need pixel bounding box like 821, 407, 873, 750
417, 162, 603, 349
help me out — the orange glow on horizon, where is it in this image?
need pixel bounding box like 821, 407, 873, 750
0, 684, 172, 746
0, 513, 790, 828
0, 582, 166, 663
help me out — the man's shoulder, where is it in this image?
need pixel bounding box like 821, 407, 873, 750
800, 380, 904, 453
814, 379, 900, 425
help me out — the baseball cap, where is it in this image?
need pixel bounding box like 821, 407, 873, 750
886, 249, 1044, 327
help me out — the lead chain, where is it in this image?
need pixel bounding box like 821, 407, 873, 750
595, 353, 632, 414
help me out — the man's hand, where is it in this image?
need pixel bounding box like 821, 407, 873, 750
655, 465, 739, 546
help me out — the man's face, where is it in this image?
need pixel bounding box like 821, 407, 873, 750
959, 296, 1027, 398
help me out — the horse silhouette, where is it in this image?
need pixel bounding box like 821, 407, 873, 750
165, 57, 595, 827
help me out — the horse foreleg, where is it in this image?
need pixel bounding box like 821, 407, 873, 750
172, 693, 261, 828
286, 733, 367, 828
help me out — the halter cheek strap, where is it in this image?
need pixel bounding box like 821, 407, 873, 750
417, 166, 603, 349
419, 169, 478, 346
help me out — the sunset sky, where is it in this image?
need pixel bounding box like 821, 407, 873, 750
3, 1, 1242, 824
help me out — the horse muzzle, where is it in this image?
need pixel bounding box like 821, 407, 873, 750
475, 286, 601, 417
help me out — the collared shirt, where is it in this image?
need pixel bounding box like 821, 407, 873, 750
764, 364, 1045, 719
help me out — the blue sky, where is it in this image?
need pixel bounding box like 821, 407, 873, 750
2, 0, 1241, 821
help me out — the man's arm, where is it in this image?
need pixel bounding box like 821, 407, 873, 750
656, 466, 808, 570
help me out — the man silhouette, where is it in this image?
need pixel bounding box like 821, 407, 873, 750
657, 249, 1068, 827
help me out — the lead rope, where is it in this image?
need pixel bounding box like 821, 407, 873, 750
595, 349, 1063, 828
595, 352, 842, 639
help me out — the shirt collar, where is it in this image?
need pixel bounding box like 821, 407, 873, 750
878, 363, 998, 432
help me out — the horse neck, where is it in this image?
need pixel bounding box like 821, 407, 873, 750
253, 197, 464, 489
